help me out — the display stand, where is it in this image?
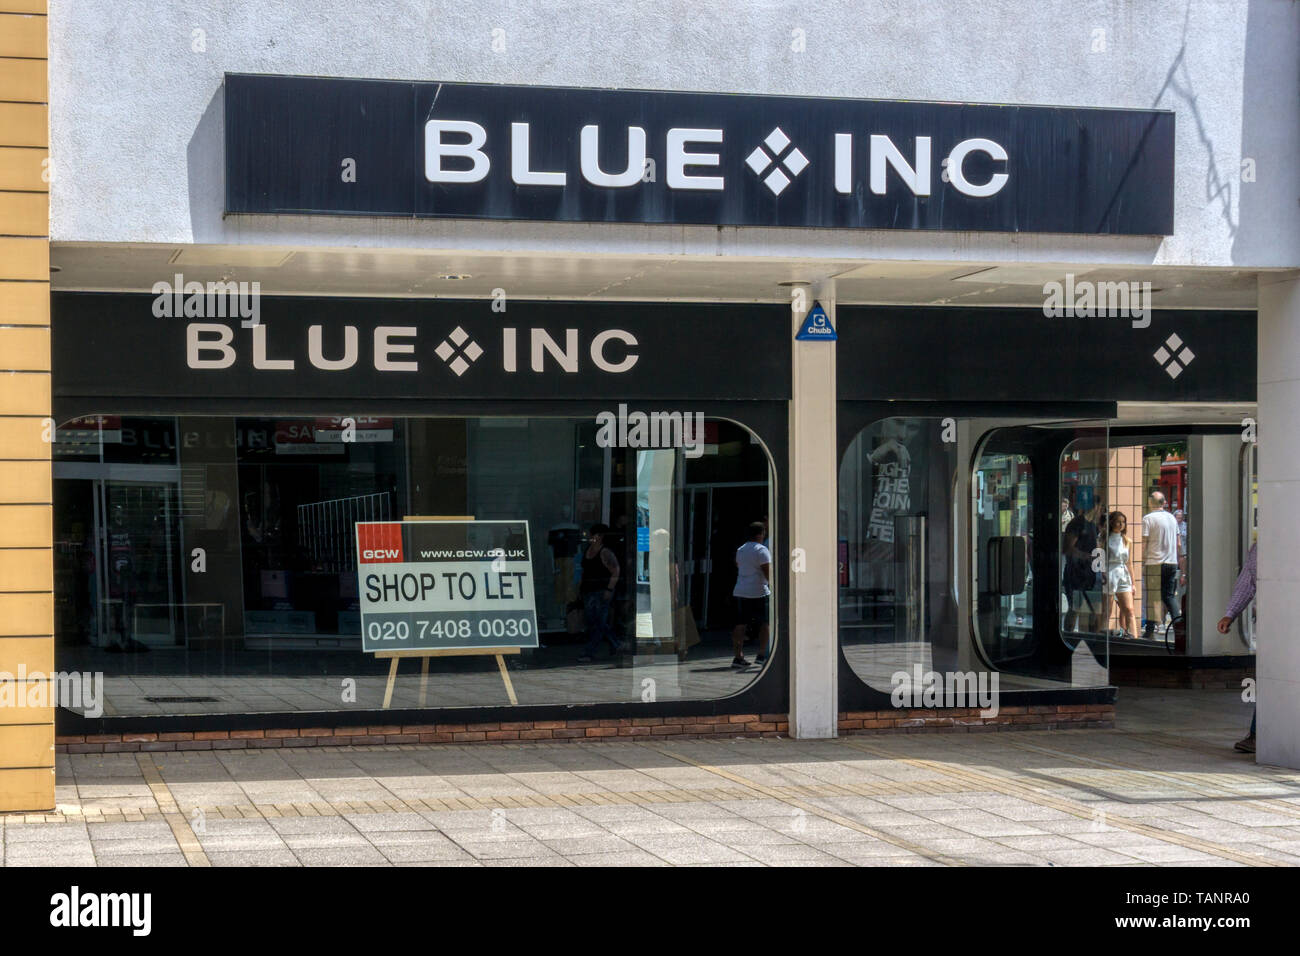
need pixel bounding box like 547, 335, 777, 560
375, 516, 520, 709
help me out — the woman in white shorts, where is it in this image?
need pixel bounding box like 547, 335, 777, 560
1105, 510, 1137, 639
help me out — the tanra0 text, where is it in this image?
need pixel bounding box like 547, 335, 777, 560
49, 886, 151, 937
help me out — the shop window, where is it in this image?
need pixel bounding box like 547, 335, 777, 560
973, 448, 1035, 664
51, 414, 776, 717
1103, 439, 1188, 652
838, 418, 960, 691
839, 416, 1109, 694
970, 425, 1109, 688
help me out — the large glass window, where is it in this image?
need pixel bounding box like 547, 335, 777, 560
971, 425, 1109, 688
52, 414, 776, 717
838, 418, 960, 689
1103, 439, 1188, 652
839, 415, 1110, 695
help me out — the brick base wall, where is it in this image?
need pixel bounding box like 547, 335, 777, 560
838, 704, 1114, 735
55, 704, 1113, 753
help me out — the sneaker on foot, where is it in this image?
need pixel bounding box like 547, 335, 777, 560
1234, 734, 1256, 754
755, 653, 768, 664
731, 656, 750, 668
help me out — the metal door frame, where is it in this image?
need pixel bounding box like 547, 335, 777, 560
54, 463, 185, 647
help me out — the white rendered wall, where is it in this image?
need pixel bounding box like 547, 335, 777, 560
47, 0, 1300, 269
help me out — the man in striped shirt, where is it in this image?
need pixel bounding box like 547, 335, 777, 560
1217, 543, 1257, 753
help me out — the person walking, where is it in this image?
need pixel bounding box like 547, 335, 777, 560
730, 522, 771, 668
1105, 511, 1137, 639
576, 523, 622, 663
1062, 501, 1103, 633
1217, 542, 1257, 753
1141, 491, 1182, 639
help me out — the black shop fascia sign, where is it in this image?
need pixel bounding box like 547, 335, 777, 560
835, 306, 1256, 403
224, 73, 1175, 236
51, 294, 791, 404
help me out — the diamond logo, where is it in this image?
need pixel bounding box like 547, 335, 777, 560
434, 326, 483, 377
1154, 333, 1195, 379
746, 126, 809, 196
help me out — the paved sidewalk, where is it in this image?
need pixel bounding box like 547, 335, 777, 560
4, 688, 1297, 867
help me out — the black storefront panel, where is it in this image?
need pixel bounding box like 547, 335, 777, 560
50, 295, 791, 734
54, 295, 790, 404
836, 307, 1257, 403
225, 73, 1175, 236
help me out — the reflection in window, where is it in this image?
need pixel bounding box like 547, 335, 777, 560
838, 418, 958, 689
1101, 439, 1189, 652
970, 426, 1109, 689
1239, 441, 1257, 650
52, 415, 774, 716
974, 450, 1034, 657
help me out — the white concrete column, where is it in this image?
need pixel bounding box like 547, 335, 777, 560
1257, 273, 1300, 768
1187, 435, 1245, 657
789, 281, 838, 738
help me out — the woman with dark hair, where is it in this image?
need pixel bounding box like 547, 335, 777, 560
1105, 510, 1137, 640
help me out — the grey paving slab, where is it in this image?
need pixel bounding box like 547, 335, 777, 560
342, 812, 437, 833
483, 855, 575, 867
4, 822, 90, 843
292, 846, 389, 866
541, 833, 643, 856
88, 821, 176, 841
376, 841, 477, 864
16, 685, 1300, 868
365, 829, 464, 848
98, 853, 189, 867
737, 842, 845, 865
281, 831, 374, 850
454, 838, 554, 860
569, 850, 671, 866
5, 845, 97, 866
206, 849, 302, 867
266, 815, 364, 836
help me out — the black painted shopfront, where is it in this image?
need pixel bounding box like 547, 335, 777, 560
51, 294, 790, 735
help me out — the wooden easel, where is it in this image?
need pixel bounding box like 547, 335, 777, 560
375, 516, 521, 709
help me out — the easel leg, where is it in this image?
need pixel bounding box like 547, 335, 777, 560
495, 654, 518, 705
382, 657, 399, 710
419, 656, 430, 708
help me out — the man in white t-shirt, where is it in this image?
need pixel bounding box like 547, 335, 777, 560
730, 522, 771, 669
1142, 491, 1182, 639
